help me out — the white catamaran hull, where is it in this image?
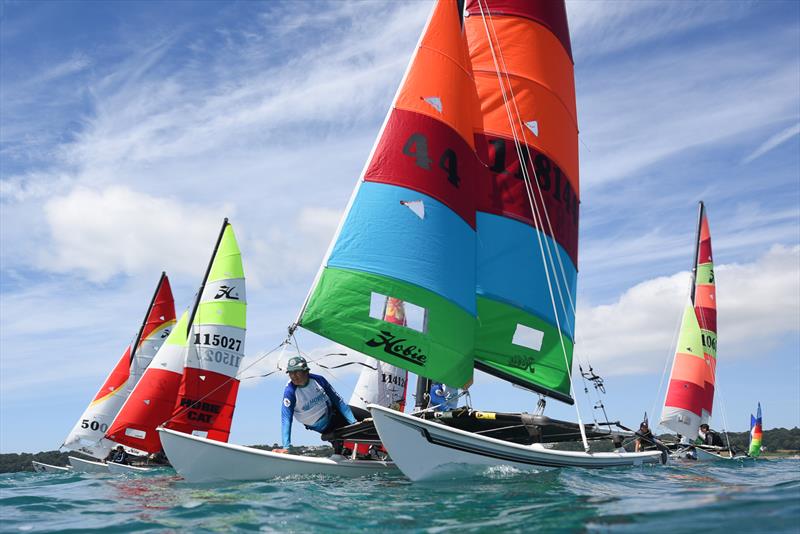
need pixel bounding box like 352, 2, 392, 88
68, 456, 108, 473
32, 461, 71, 473
694, 447, 753, 463
106, 462, 156, 475
369, 405, 665, 481
158, 427, 396, 483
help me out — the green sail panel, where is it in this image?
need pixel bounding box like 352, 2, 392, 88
301, 267, 474, 388
474, 297, 574, 403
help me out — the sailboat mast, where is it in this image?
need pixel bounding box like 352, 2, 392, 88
689, 201, 704, 305
129, 271, 167, 364
414, 376, 431, 411
186, 218, 229, 338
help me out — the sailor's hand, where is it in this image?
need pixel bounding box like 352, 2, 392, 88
273, 448, 289, 454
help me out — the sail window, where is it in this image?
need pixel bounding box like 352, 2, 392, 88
369, 292, 428, 333
125, 428, 146, 439
400, 200, 425, 219
512, 324, 544, 351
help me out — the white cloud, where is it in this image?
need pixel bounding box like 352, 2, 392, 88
575, 245, 800, 376
40, 186, 228, 282
742, 122, 800, 164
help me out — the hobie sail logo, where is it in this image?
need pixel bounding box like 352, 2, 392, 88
214, 285, 239, 300
365, 330, 427, 367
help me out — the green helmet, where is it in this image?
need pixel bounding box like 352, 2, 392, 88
286, 356, 309, 373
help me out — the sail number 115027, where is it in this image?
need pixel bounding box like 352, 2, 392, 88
194, 333, 241, 352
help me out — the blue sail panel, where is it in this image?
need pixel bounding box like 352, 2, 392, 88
328, 181, 476, 316
476, 212, 576, 340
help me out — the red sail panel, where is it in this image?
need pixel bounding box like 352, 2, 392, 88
166, 369, 239, 442
365, 0, 485, 229
694, 209, 716, 417
91, 346, 131, 404
664, 352, 708, 416
106, 369, 183, 452
365, 110, 482, 227
136, 276, 176, 350
466, 0, 579, 266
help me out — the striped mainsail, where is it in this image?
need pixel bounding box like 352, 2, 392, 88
661, 202, 717, 439
465, 0, 579, 403
167, 219, 246, 442
748, 403, 763, 457
298, 0, 484, 388
63, 273, 176, 459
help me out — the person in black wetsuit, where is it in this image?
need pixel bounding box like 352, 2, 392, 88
108, 445, 130, 465
697, 423, 724, 447
634, 421, 654, 452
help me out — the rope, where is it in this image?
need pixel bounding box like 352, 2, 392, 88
162, 339, 288, 426
476, 0, 590, 452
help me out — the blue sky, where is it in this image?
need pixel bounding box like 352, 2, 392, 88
1, 1, 798, 453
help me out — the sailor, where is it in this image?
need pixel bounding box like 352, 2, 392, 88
634, 421, 654, 452
697, 423, 724, 447
108, 445, 130, 465
274, 356, 357, 454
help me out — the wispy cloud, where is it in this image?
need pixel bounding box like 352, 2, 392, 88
742, 122, 800, 164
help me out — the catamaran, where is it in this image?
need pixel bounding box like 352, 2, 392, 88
160, 0, 666, 482
38, 273, 176, 473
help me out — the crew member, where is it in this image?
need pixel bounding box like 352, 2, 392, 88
274, 356, 357, 454
634, 421, 654, 452
108, 445, 130, 465
697, 423, 724, 447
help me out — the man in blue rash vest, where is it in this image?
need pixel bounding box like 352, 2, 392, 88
273, 356, 357, 454
429, 382, 459, 412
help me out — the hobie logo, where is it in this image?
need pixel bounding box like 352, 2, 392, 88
214, 285, 239, 300
365, 330, 426, 367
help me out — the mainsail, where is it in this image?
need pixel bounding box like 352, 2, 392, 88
63, 273, 176, 459
749, 402, 763, 457
296, 0, 484, 388
105, 310, 189, 453
166, 219, 246, 442
661, 202, 717, 440
465, 0, 579, 403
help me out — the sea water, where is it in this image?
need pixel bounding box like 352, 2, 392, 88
1, 459, 798, 533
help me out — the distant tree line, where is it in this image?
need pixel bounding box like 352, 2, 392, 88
2, 428, 797, 472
